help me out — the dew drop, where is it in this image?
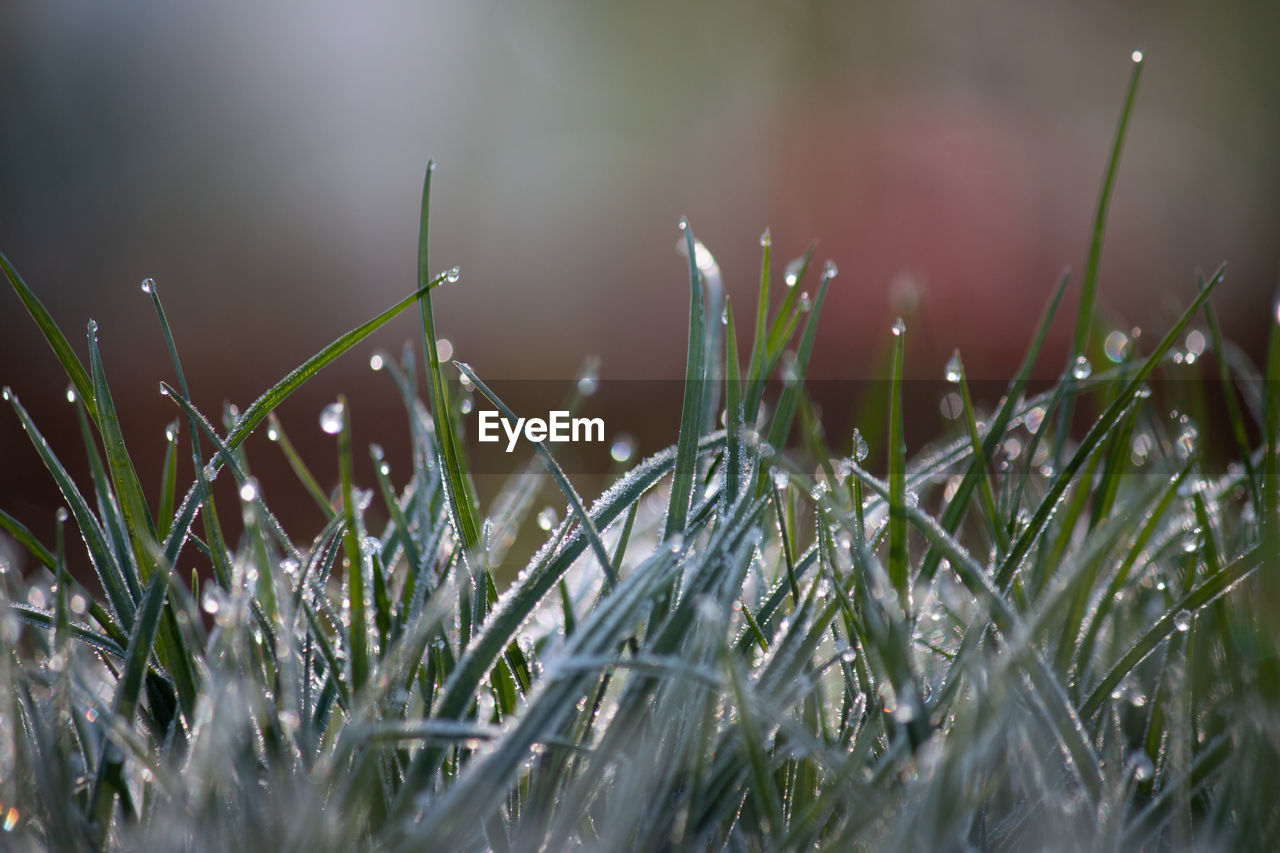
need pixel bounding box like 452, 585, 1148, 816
759, 229, 771, 248
610, 433, 635, 463
799, 292, 812, 312
1173, 609, 1192, 632
65, 385, 77, 403
55, 507, 68, 523
369, 353, 384, 371
460, 398, 473, 414
87, 319, 98, 340
678, 217, 689, 232
1175, 424, 1198, 460
784, 258, 803, 287
1131, 49, 1144, 64
165, 423, 178, 442
1104, 330, 1129, 363
319, 401, 345, 435
537, 507, 557, 531
944, 352, 962, 384
891, 318, 906, 337
1129, 751, 1154, 781
201, 592, 220, 615
446, 266, 461, 283
720, 304, 729, 325
436, 338, 454, 362
70, 594, 86, 615
1071, 355, 1092, 380
823, 259, 838, 279
851, 428, 869, 462
266, 426, 279, 441
0, 387, 10, 402
1185, 330, 1206, 357
939, 393, 962, 420
772, 469, 789, 491
239, 478, 259, 502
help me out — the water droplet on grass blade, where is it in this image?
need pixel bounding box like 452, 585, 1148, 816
369, 353, 384, 371
944, 352, 962, 384
891, 318, 906, 337
319, 401, 345, 435
799, 292, 812, 312
1131, 49, 1144, 63
65, 385, 76, 403
851, 428, 869, 462
446, 266, 461, 283
239, 478, 259, 502
140, 278, 155, 293
1174, 609, 1192, 632
436, 338, 454, 362
759, 229, 771, 248
823, 259, 838, 278
1071, 356, 1092, 380
784, 258, 803, 287
1185, 329, 1206, 357
772, 469, 789, 490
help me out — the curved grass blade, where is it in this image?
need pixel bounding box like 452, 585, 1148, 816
1, 251, 96, 421
666, 219, 708, 541
416, 162, 481, 554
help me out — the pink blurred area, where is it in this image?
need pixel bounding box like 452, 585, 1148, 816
2, 1, 1278, 571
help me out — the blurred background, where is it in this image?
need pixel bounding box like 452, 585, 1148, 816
2, 1, 1279, 574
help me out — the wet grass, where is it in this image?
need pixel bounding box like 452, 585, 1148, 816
2, 54, 1279, 850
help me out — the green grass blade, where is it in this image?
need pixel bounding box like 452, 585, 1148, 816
665, 219, 708, 541
1, 251, 96, 421
87, 321, 160, 583
416, 162, 481, 554
886, 319, 909, 606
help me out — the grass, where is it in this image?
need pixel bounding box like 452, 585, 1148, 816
2, 54, 1279, 850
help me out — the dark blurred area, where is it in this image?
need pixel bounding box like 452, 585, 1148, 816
2, 2, 1279, 579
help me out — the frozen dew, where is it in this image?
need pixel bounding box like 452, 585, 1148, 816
891, 318, 906, 337
1173, 609, 1192, 632
1071, 355, 1092, 380
369, 353, 384, 371
851, 428, 870, 462
536, 507, 557, 531
140, 278, 155, 294
1104, 330, 1130, 363
939, 393, 962, 420
812, 481, 829, 501
759, 229, 771, 248
436, 338, 454, 362
238, 478, 259, 503
944, 351, 962, 384
610, 433, 635, 463
772, 468, 789, 491
319, 401, 345, 435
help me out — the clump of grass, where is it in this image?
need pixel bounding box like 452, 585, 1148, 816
1, 56, 1278, 850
